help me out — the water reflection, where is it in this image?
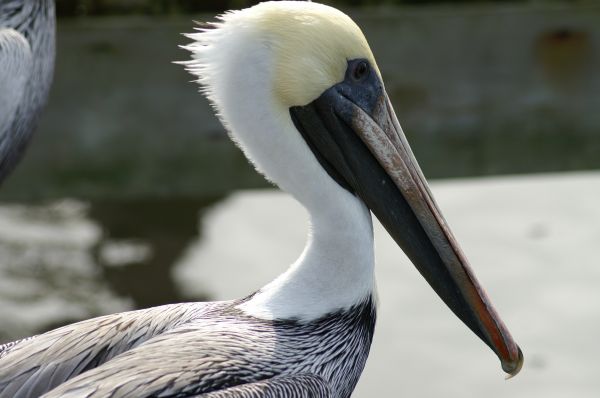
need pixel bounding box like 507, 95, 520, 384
0, 200, 128, 342
0, 197, 221, 342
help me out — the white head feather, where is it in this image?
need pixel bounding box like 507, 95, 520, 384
183, 1, 378, 107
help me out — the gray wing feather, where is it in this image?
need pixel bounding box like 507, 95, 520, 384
0, 28, 32, 138
0, 302, 224, 398
38, 319, 269, 398
42, 338, 331, 398
195, 374, 332, 398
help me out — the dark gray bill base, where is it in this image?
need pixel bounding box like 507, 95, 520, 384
290, 59, 523, 377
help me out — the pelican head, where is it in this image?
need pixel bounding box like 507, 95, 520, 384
183, 1, 522, 378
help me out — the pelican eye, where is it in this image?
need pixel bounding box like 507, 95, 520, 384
351, 60, 370, 82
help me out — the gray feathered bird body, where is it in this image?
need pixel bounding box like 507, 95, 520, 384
0, 0, 55, 181
0, 295, 376, 398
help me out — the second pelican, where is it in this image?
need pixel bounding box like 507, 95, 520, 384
0, 2, 522, 397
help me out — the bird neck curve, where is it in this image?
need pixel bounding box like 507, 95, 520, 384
226, 91, 376, 322
18, 0, 56, 104
0, 1, 55, 181
0, 0, 55, 115
191, 32, 377, 320
237, 190, 376, 321
227, 100, 378, 320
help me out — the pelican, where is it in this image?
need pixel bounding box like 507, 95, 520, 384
0, 2, 523, 397
0, 0, 55, 182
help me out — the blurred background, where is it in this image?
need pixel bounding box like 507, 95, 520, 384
1, 0, 599, 396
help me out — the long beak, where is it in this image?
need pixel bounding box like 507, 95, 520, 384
290, 70, 523, 377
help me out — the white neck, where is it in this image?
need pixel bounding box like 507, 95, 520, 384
238, 189, 375, 321
187, 24, 376, 321
231, 94, 376, 320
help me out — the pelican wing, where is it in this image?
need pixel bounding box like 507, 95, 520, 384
35, 314, 329, 398
0, 28, 32, 141
0, 302, 226, 398
194, 374, 331, 398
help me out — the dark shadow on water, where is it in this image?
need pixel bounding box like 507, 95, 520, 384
90, 196, 224, 308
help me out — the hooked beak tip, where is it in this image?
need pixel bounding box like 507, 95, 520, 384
503, 346, 524, 379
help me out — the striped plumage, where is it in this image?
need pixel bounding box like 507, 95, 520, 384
0, 0, 55, 182
0, 297, 374, 398
194, 374, 331, 398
